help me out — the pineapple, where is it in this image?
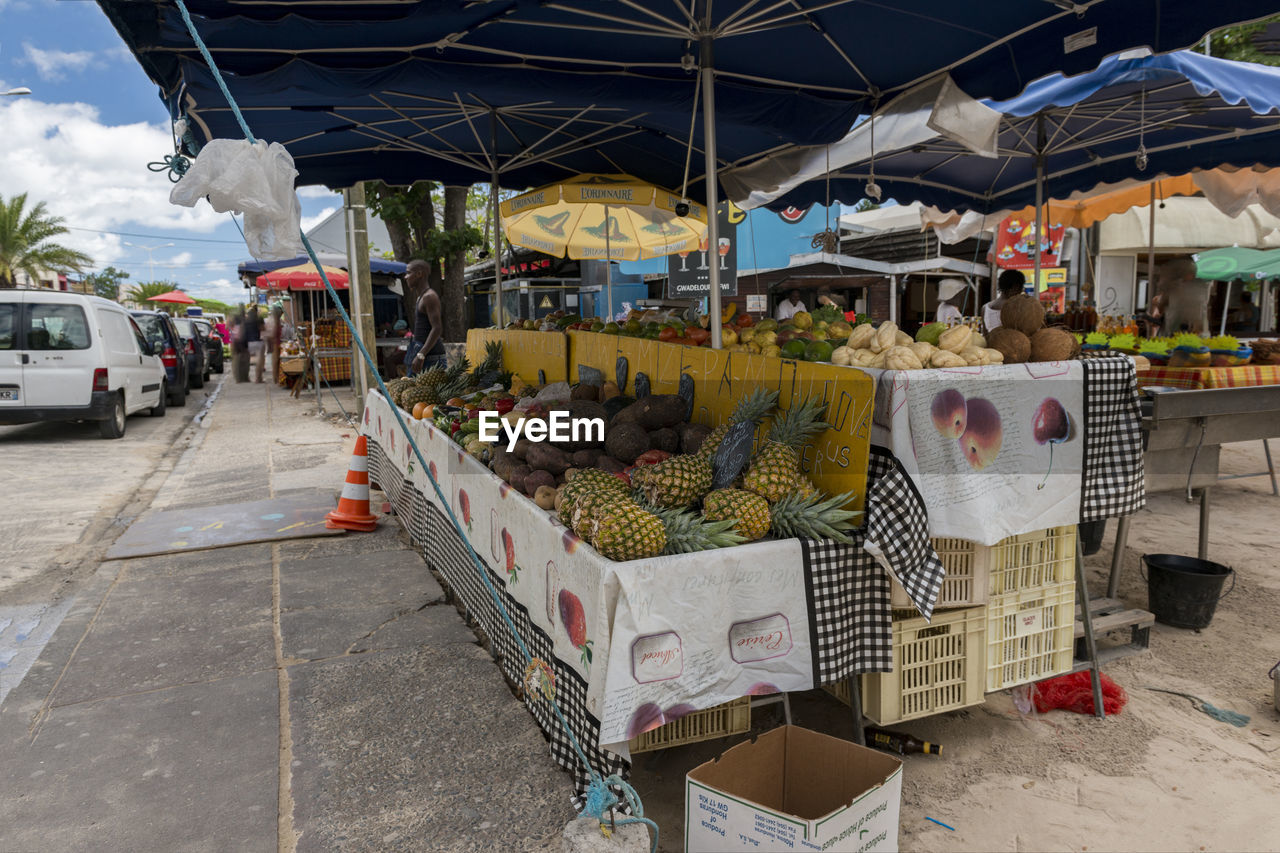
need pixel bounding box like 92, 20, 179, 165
474, 341, 506, 388
385, 377, 413, 408
743, 397, 831, 502
697, 388, 779, 459
416, 362, 452, 403
769, 490, 862, 545
436, 358, 473, 401
592, 502, 667, 562
793, 475, 820, 499
639, 453, 713, 508
570, 490, 635, 539
559, 470, 629, 526
651, 506, 747, 554
399, 383, 433, 411
702, 489, 771, 541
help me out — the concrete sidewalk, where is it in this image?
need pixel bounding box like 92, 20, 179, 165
0, 378, 569, 851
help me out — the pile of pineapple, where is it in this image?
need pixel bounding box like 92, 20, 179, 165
561, 390, 862, 562
384, 342, 510, 412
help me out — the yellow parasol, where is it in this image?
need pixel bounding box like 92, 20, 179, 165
500, 174, 708, 318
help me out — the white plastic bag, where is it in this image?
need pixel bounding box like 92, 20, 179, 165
170, 138, 303, 260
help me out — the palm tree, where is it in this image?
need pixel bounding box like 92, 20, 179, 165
0, 192, 93, 288
125, 281, 185, 313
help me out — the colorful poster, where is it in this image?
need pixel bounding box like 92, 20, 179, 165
995, 215, 1066, 270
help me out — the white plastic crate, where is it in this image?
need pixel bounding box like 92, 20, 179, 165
987, 526, 1077, 597
827, 606, 986, 725
628, 696, 751, 754
984, 580, 1076, 692
890, 536, 990, 610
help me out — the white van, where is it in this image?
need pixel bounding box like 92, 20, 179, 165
0, 290, 167, 438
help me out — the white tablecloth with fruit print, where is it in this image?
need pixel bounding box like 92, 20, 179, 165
359, 391, 934, 802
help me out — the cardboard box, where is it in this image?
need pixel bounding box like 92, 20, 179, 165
685, 726, 902, 852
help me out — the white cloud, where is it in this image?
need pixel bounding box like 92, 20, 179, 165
298, 185, 340, 200
163, 251, 194, 269
204, 259, 225, 271
186, 277, 251, 305
21, 43, 96, 82
0, 98, 228, 269
301, 205, 338, 233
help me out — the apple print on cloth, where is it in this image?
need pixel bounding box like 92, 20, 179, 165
1032, 397, 1076, 489
559, 589, 593, 668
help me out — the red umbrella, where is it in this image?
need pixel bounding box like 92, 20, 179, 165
146, 290, 197, 305
257, 263, 349, 291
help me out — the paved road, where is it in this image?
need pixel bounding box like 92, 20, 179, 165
0, 379, 220, 607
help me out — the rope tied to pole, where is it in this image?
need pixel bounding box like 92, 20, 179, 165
169, 1, 656, 847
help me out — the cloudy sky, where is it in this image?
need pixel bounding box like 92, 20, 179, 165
0, 0, 342, 304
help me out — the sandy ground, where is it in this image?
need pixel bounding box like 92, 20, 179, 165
632, 441, 1280, 852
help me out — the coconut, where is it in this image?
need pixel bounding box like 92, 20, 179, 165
987, 327, 1031, 364
1029, 327, 1078, 362
1000, 293, 1045, 337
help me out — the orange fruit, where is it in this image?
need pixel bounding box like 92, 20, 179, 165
446, 397, 466, 407
412, 402, 428, 420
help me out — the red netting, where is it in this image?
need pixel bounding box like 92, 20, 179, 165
1032, 671, 1128, 716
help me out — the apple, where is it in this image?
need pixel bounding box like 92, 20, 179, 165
958, 398, 1002, 470
930, 389, 967, 439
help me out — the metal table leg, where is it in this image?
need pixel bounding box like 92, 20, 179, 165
1198, 488, 1210, 560
1107, 515, 1131, 600
846, 676, 865, 745
1075, 537, 1106, 719
1266, 439, 1278, 496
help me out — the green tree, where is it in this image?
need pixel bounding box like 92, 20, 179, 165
365, 180, 483, 342
1204, 16, 1280, 66
82, 266, 130, 301
125, 281, 183, 312
0, 192, 93, 288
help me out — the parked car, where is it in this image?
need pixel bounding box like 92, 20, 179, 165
170, 316, 209, 389
191, 317, 224, 374
130, 310, 189, 407
0, 290, 166, 438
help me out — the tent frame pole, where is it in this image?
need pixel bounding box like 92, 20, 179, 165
1148, 183, 1157, 324
491, 112, 504, 331
701, 33, 723, 348
604, 203, 614, 320
1033, 114, 1046, 295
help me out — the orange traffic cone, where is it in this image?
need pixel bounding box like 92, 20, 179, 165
326, 435, 379, 532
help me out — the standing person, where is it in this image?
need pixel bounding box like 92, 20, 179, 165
245, 304, 265, 383
265, 303, 284, 384
231, 307, 250, 383
1158, 258, 1210, 334
982, 270, 1027, 332
405, 259, 446, 376
935, 278, 968, 325
775, 288, 806, 322
1230, 291, 1261, 334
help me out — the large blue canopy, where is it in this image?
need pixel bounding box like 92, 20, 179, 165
753, 50, 1280, 215
97, 1, 1278, 195
237, 255, 406, 277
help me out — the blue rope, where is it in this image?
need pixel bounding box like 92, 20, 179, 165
147, 153, 191, 182
170, 2, 655, 847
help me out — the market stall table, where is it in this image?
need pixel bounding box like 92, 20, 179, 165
358, 388, 947, 802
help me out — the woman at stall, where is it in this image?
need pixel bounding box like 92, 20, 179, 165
935, 278, 968, 325
982, 270, 1026, 332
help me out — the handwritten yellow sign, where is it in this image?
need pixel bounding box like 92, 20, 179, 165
467, 328, 568, 384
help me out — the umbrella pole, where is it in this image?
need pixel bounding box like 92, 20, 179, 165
700, 34, 723, 349
1220, 280, 1231, 337
1148, 183, 1157, 323
491, 114, 504, 331
1033, 115, 1046, 296
604, 204, 613, 321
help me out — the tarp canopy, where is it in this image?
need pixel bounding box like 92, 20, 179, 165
96, 1, 1279, 195
723, 50, 1280, 215
1196, 247, 1280, 281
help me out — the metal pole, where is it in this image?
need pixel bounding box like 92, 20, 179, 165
491, 112, 504, 329
311, 290, 322, 414
604, 203, 614, 320
1220, 281, 1231, 337
700, 34, 723, 348
1033, 114, 1046, 294
888, 275, 897, 325
1147, 183, 1157, 318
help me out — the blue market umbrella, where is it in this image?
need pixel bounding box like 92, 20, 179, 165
98, 0, 1277, 343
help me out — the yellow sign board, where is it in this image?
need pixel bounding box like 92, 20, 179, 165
466, 328, 568, 385
567, 331, 872, 509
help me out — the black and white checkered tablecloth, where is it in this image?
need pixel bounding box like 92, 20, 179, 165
1081, 356, 1147, 522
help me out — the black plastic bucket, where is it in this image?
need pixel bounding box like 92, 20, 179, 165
1142, 554, 1235, 629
